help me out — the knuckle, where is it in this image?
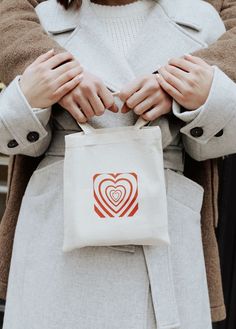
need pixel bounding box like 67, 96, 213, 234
94, 79, 102, 89
164, 84, 172, 93
134, 106, 142, 115
184, 86, 193, 96
36, 65, 45, 76
192, 67, 201, 75
80, 83, 92, 94
146, 80, 157, 92
62, 84, 71, 94
77, 115, 87, 123
66, 71, 75, 80
119, 92, 128, 101
126, 99, 134, 108
186, 78, 195, 87
142, 75, 150, 83
104, 99, 114, 109
96, 108, 105, 116
143, 112, 154, 121
61, 96, 72, 108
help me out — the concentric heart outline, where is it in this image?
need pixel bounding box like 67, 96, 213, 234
93, 173, 138, 218
105, 185, 126, 206
98, 178, 133, 214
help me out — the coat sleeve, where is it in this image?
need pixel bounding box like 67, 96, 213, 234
172, 0, 236, 161
173, 66, 236, 161
193, 0, 236, 82
0, 0, 64, 85
0, 77, 52, 157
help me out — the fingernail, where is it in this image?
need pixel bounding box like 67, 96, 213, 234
112, 91, 120, 97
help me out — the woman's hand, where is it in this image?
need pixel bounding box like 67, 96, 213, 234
59, 70, 118, 123
156, 54, 214, 110
20, 49, 83, 108
119, 74, 172, 121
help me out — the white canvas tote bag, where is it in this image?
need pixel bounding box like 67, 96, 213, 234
63, 117, 169, 252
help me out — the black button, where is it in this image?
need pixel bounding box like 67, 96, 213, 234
215, 129, 224, 137
7, 139, 19, 148
27, 131, 40, 143
190, 127, 204, 138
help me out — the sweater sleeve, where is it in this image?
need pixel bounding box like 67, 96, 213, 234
0, 0, 64, 85
193, 0, 236, 82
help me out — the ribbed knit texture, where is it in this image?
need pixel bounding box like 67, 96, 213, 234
90, 0, 155, 57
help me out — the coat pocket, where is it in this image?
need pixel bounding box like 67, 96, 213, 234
24, 156, 64, 198
165, 169, 204, 214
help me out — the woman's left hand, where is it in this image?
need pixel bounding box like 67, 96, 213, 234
156, 54, 214, 110
119, 74, 172, 121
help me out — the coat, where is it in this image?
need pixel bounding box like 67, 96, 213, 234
0, 0, 236, 322
1, 1, 235, 328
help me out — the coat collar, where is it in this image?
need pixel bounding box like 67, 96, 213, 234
37, 0, 203, 34
36, 0, 206, 91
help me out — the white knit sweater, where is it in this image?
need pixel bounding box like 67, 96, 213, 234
90, 0, 155, 57
88, 0, 155, 128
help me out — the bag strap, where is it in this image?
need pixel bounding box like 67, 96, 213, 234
77, 92, 149, 134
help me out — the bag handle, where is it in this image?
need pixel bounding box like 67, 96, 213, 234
77, 91, 149, 134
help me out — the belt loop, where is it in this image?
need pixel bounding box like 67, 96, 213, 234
143, 245, 180, 329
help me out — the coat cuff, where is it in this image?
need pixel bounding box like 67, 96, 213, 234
173, 67, 236, 144
0, 77, 50, 153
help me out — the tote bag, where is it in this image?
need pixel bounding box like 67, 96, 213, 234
63, 117, 169, 251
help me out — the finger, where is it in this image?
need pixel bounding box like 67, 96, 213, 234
165, 64, 188, 81
70, 103, 88, 123
99, 85, 118, 113
184, 54, 209, 67
109, 103, 119, 113
126, 88, 150, 109
55, 67, 84, 88
158, 67, 185, 93
60, 99, 87, 123
53, 74, 83, 100
121, 103, 131, 113
156, 74, 183, 101
119, 79, 142, 102
168, 57, 197, 73
54, 60, 83, 76
133, 95, 157, 115
45, 52, 74, 70
74, 94, 95, 119
142, 106, 164, 121
31, 49, 55, 66
88, 93, 105, 116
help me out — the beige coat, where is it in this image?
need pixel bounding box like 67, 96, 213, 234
0, 0, 236, 322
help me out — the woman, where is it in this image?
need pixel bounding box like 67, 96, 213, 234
0, 0, 235, 328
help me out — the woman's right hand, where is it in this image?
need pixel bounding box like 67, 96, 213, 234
20, 49, 83, 109
59, 70, 118, 123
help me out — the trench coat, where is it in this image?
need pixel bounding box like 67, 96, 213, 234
1, 0, 236, 322
1, 0, 235, 328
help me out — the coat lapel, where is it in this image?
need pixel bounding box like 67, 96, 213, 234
127, 1, 207, 76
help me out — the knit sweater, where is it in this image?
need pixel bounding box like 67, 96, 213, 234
88, 0, 155, 128
90, 0, 155, 57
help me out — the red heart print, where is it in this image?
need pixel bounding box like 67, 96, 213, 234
93, 173, 138, 218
